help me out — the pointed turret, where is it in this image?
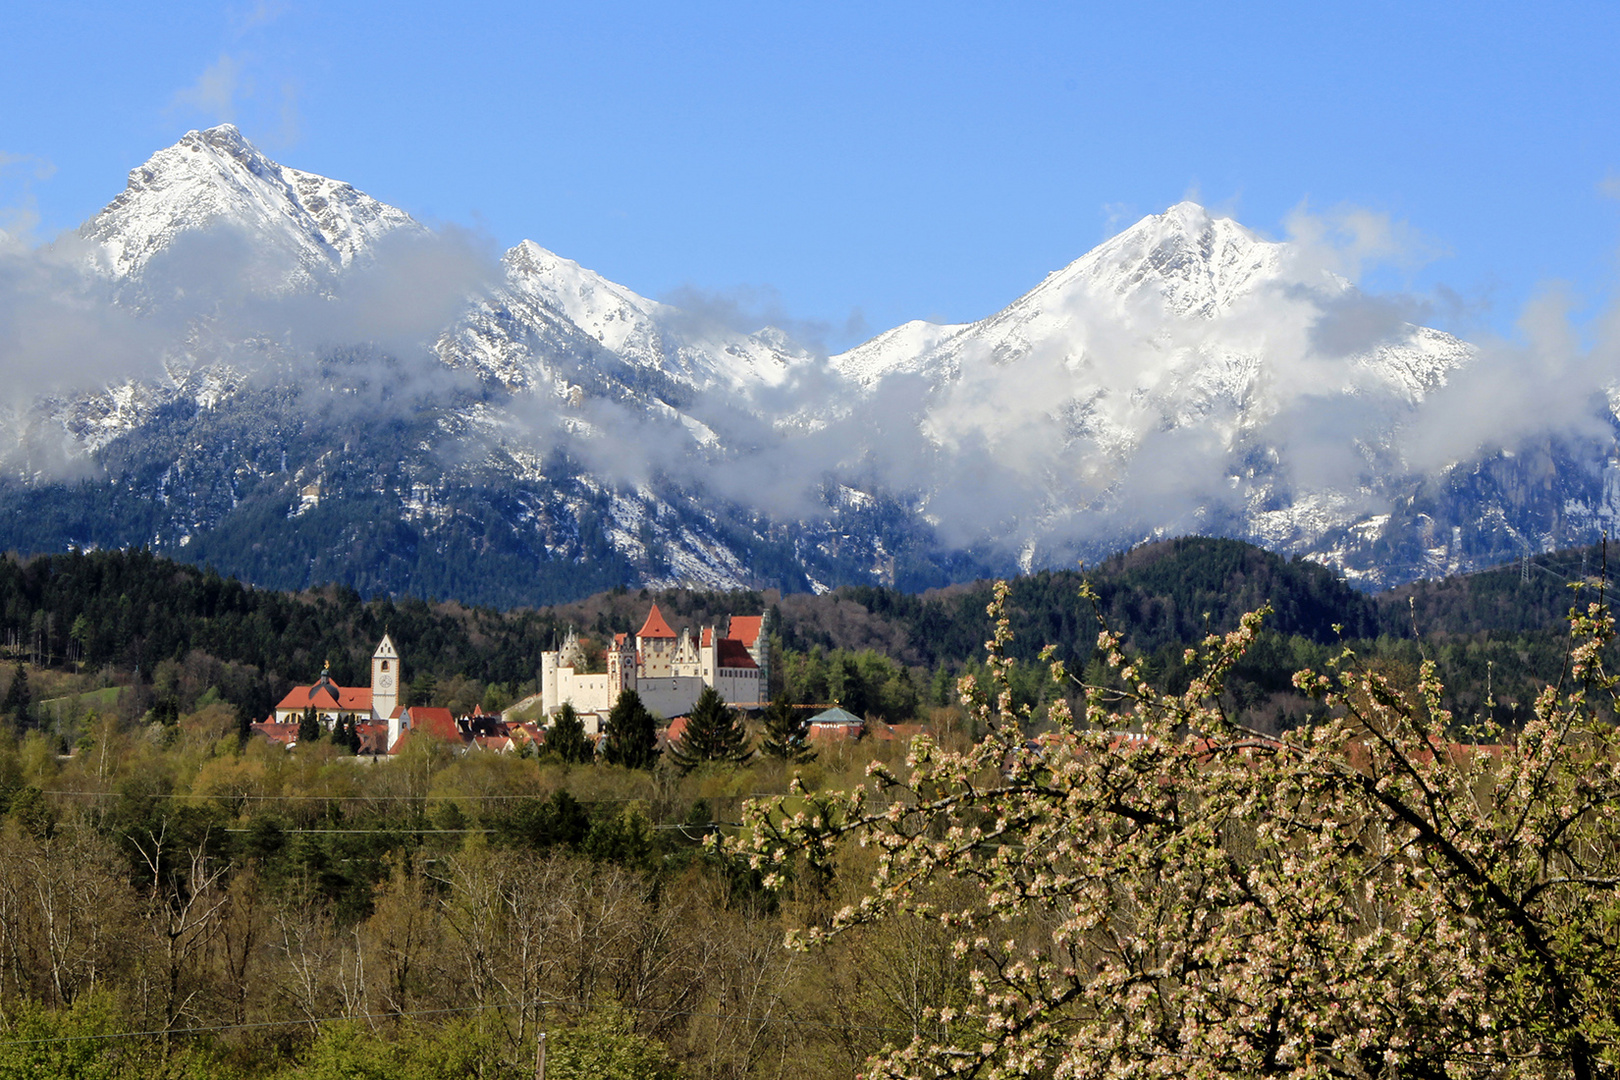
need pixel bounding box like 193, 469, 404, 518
636, 604, 677, 678
636, 604, 676, 640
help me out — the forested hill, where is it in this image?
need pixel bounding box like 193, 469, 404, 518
811, 537, 1379, 669
1377, 542, 1611, 638
0, 548, 569, 722
0, 538, 1608, 730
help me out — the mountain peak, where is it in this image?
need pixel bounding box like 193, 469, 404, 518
1158, 199, 1214, 233
81, 126, 419, 282
1061, 201, 1279, 320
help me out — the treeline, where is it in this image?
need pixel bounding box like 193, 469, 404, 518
780, 537, 1619, 730
0, 548, 572, 726
2, 538, 1614, 739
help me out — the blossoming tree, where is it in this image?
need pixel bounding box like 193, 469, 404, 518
738, 580, 1620, 1079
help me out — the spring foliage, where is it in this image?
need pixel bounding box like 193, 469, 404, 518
740, 580, 1620, 1079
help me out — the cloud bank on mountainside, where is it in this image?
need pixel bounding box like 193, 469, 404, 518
2, 125, 1620, 591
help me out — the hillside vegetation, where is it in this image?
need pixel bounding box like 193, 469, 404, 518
0, 538, 1614, 1076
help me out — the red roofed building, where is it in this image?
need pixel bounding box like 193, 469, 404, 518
541, 606, 771, 721
388, 705, 461, 753
271, 635, 403, 730
637, 603, 678, 677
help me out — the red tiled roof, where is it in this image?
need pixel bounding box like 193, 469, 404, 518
250, 721, 299, 745
868, 721, 931, 742
637, 604, 676, 639
700, 627, 713, 647
276, 683, 373, 712
729, 615, 764, 648
664, 716, 689, 743
354, 723, 388, 755
403, 706, 460, 742
717, 639, 758, 670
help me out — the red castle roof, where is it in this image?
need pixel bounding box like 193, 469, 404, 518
729, 615, 764, 648
717, 638, 758, 670
637, 604, 676, 639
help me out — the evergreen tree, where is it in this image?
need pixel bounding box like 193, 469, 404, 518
297, 705, 320, 744
759, 694, 815, 763
347, 717, 363, 753
1, 664, 28, 726
332, 714, 353, 754
409, 672, 438, 708
669, 686, 750, 773
547, 702, 594, 764
602, 689, 658, 769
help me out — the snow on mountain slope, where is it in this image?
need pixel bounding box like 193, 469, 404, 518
822, 202, 1482, 573
832, 319, 970, 388
80, 124, 420, 287
439, 239, 814, 398
834, 203, 1470, 455
837, 202, 1461, 397
17, 127, 1612, 598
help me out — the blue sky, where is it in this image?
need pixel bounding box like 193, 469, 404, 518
4, 1, 1620, 349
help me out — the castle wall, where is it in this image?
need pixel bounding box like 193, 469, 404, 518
640, 642, 672, 677
635, 676, 710, 720
555, 669, 614, 715
715, 668, 767, 709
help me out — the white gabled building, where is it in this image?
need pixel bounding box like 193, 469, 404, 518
272, 634, 403, 725
539, 604, 769, 720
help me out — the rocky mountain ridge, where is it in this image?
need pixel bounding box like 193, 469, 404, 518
1, 126, 1615, 604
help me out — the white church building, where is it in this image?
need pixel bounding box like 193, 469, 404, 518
539, 604, 769, 722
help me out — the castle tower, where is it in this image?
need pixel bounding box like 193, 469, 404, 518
636, 604, 677, 678
371, 634, 401, 722
540, 652, 560, 717
606, 633, 636, 694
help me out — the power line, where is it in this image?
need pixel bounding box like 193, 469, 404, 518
0, 990, 926, 1048
38, 790, 783, 803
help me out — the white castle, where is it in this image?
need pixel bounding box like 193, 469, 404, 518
539, 604, 769, 722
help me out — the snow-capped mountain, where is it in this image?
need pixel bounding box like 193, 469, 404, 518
81, 124, 420, 288
834, 201, 1467, 409
827, 202, 1501, 579
1, 127, 1616, 604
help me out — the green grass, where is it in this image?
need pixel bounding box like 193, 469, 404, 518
37, 686, 121, 718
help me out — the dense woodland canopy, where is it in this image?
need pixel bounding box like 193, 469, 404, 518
0, 537, 1607, 743
0, 538, 1614, 1076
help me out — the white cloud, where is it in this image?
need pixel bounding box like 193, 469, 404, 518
171, 54, 243, 124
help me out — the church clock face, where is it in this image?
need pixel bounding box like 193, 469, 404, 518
378, 673, 395, 691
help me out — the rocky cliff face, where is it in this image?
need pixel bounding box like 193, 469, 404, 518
0, 127, 1613, 603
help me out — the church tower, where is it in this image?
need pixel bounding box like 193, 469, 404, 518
371, 634, 401, 721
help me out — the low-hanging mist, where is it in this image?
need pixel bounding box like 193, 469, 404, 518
1, 124, 1617, 601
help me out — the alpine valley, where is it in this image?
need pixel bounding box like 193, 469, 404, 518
1, 125, 1616, 606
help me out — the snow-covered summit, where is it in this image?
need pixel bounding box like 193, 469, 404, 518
832, 201, 1457, 401
1073, 201, 1287, 319
438, 237, 815, 399
80, 124, 420, 285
